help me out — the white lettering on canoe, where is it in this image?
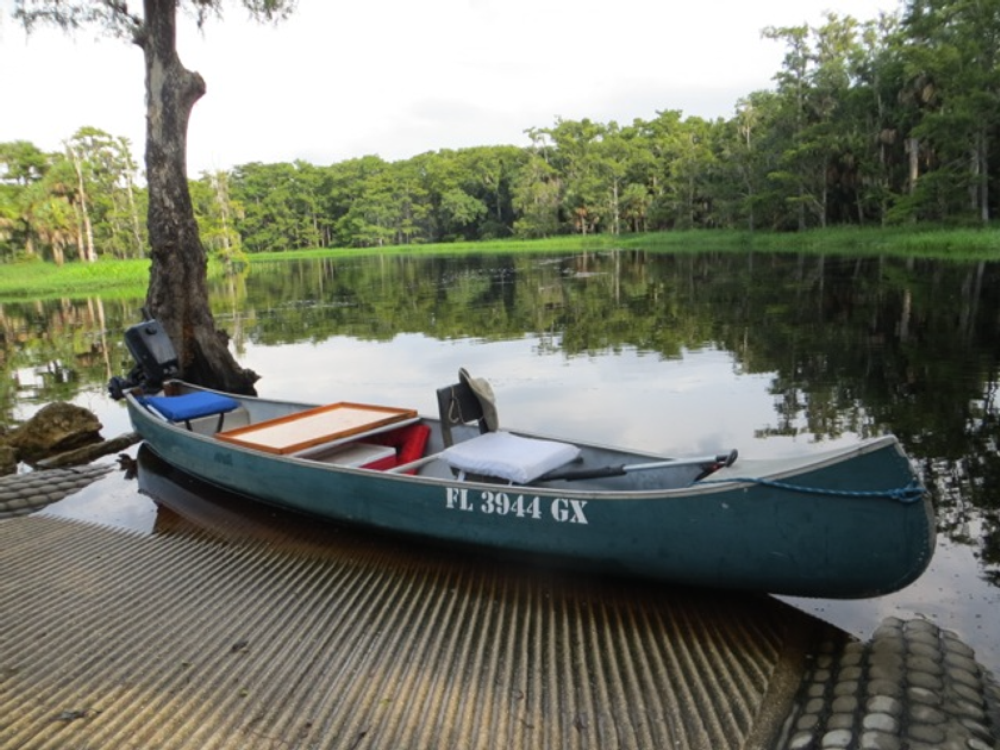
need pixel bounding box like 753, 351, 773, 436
445, 487, 475, 512
444, 488, 588, 524
551, 497, 589, 525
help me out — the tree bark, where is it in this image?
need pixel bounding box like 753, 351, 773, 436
136, 0, 258, 394
976, 126, 989, 224
906, 137, 920, 195
66, 144, 97, 262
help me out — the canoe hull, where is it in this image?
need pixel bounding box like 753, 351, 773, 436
127, 391, 935, 599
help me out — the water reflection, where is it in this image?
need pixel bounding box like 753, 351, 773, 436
142, 445, 364, 552
8, 249, 1000, 666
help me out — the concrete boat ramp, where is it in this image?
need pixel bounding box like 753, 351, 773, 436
0, 458, 997, 749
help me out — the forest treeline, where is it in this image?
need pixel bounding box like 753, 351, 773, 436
2, 0, 999, 264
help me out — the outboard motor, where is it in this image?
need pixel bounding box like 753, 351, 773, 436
108, 318, 181, 400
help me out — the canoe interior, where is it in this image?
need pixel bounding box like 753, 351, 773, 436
167, 384, 709, 493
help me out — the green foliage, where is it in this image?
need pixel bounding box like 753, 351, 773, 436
0, 128, 146, 263
6, 0, 1000, 261
0, 255, 150, 299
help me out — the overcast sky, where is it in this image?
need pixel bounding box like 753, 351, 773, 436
1, 0, 899, 176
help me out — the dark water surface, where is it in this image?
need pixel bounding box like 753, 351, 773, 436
7, 249, 999, 667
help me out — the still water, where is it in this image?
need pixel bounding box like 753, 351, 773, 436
6, 249, 999, 668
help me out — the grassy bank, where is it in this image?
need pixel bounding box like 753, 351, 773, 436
2, 226, 997, 302
642, 225, 1000, 258
252, 225, 1000, 261
0, 257, 151, 301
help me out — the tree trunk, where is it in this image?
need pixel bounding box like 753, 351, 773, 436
118, 136, 146, 257
66, 144, 96, 262
611, 177, 621, 237
819, 156, 828, 229
136, 0, 257, 394
977, 126, 989, 224
906, 137, 920, 195
211, 171, 233, 254
125, 172, 144, 257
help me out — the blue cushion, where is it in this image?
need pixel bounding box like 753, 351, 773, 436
143, 392, 239, 422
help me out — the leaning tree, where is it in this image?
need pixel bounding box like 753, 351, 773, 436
13, 0, 296, 394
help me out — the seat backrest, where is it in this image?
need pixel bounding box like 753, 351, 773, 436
436, 380, 491, 447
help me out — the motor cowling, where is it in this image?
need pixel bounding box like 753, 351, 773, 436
108, 318, 180, 399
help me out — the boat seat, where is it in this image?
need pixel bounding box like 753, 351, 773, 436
140, 391, 240, 432
441, 431, 580, 485
437, 368, 580, 484
436, 371, 495, 448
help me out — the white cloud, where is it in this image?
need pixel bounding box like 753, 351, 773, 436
1, 0, 898, 175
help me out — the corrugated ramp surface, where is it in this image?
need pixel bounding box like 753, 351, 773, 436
0, 487, 830, 749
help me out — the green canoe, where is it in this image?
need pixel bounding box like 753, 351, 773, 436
123, 376, 934, 599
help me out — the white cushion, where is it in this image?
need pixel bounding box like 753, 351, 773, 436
441, 431, 580, 484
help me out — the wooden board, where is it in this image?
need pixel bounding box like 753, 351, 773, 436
216, 402, 417, 455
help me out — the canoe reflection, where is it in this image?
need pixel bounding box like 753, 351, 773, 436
140, 443, 408, 558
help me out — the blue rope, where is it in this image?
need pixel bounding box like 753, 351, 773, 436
692, 477, 926, 503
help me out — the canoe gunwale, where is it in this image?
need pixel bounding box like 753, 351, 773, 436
124, 387, 917, 502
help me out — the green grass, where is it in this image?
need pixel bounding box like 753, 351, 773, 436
614, 225, 1000, 259
0, 257, 151, 300
256, 226, 1000, 261
2, 226, 998, 302
249, 234, 616, 261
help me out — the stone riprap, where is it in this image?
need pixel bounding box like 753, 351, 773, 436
779, 616, 998, 750
0, 463, 111, 518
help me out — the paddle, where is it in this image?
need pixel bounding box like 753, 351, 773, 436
537, 449, 737, 482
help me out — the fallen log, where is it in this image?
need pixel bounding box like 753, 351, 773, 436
35, 432, 142, 470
